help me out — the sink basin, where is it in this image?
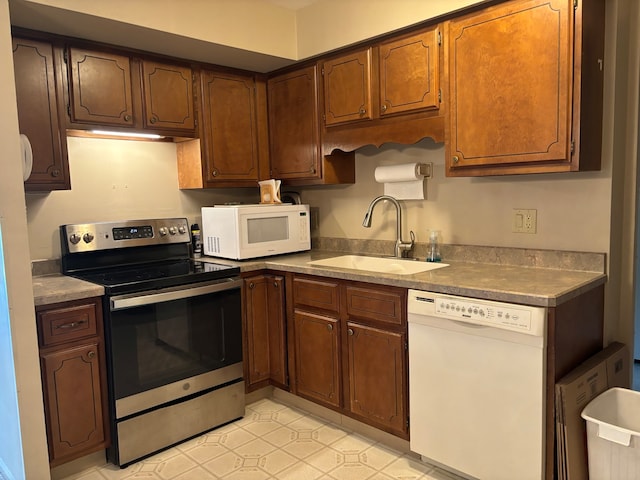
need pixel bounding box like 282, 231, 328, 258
307, 255, 449, 275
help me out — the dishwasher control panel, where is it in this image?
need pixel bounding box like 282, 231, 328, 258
435, 297, 532, 331
408, 290, 547, 336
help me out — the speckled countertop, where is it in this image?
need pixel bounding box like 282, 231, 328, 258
32, 245, 606, 308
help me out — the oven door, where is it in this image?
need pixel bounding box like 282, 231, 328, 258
107, 278, 242, 419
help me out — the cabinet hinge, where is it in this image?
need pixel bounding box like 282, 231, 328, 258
437, 31, 442, 46
570, 140, 575, 154
438, 89, 442, 103
574, 0, 578, 9
67, 104, 71, 116
321, 67, 325, 76
404, 342, 408, 351
63, 49, 68, 64
406, 417, 410, 428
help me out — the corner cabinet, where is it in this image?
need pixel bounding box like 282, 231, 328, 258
12, 37, 70, 191
288, 274, 409, 438
36, 297, 109, 467
243, 273, 287, 391
267, 65, 355, 186
446, 0, 605, 176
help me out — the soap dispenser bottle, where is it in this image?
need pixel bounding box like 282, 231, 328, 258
426, 230, 441, 262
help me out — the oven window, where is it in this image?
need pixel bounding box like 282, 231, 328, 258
108, 287, 242, 400
247, 216, 288, 243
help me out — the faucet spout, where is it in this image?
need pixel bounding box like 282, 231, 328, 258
362, 195, 414, 258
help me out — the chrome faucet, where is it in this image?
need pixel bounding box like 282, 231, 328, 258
362, 195, 414, 258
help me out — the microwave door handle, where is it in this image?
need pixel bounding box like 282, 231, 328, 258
111, 278, 242, 311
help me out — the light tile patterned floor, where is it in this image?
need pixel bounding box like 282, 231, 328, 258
60, 398, 464, 480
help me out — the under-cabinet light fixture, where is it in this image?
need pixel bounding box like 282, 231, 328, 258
91, 130, 165, 139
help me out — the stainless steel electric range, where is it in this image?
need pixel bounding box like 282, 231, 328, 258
60, 218, 245, 467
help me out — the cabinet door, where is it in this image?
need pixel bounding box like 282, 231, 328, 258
294, 310, 341, 408
244, 275, 287, 387
201, 71, 259, 182
12, 38, 70, 190
67, 48, 135, 127
448, 0, 571, 170
41, 342, 106, 462
141, 60, 195, 132
379, 27, 440, 116
322, 48, 373, 125
347, 322, 407, 436
268, 66, 321, 180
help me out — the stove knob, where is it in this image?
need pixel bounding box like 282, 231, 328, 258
159, 227, 168, 236
82, 233, 94, 244
169, 226, 177, 235
69, 233, 81, 245
178, 225, 187, 234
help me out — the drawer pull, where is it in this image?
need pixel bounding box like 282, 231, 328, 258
56, 320, 85, 329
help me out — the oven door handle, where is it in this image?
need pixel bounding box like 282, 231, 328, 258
110, 278, 242, 311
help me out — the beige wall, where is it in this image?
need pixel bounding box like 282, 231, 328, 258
0, 1, 51, 478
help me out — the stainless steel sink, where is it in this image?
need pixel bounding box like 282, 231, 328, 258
307, 255, 449, 275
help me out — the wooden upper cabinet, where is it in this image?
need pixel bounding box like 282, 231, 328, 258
141, 60, 195, 132
200, 71, 259, 183
67, 48, 135, 127
379, 27, 440, 116
268, 66, 322, 180
323, 49, 373, 126
12, 37, 70, 191
446, 0, 605, 176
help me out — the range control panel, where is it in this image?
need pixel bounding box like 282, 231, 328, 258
62, 218, 190, 253
435, 297, 532, 331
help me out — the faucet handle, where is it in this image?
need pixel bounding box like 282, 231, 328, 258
410, 230, 415, 244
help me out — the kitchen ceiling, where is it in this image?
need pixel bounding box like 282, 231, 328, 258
265, 0, 319, 9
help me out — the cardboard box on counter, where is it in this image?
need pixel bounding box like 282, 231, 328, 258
555, 342, 630, 480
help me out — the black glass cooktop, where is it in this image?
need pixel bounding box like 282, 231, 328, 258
70, 259, 239, 295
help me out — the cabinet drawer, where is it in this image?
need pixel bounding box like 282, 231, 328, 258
345, 286, 405, 326
293, 277, 340, 313
38, 303, 98, 347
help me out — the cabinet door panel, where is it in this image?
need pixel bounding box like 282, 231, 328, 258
268, 276, 287, 386
201, 72, 259, 182
68, 48, 134, 126
448, 0, 571, 168
41, 343, 106, 461
142, 61, 195, 131
294, 311, 341, 408
379, 28, 439, 116
347, 322, 406, 435
323, 49, 373, 125
268, 66, 321, 180
12, 38, 69, 190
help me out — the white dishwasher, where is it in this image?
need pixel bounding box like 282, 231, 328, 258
408, 289, 547, 480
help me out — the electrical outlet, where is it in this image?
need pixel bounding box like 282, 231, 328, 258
512, 209, 537, 234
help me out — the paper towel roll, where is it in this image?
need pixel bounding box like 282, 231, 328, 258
374, 163, 425, 200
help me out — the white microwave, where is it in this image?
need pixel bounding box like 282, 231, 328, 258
201, 204, 311, 260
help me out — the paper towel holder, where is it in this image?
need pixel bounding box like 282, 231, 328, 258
416, 163, 432, 178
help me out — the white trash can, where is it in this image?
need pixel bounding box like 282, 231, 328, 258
581, 387, 640, 480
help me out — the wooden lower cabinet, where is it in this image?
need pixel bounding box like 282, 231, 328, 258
243, 273, 287, 391
289, 273, 408, 438
294, 311, 341, 408
36, 297, 109, 466
347, 322, 407, 435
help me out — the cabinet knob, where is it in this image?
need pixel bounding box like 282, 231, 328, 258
359, 108, 366, 115
124, 114, 132, 121
212, 169, 219, 177
273, 281, 279, 288
51, 169, 60, 177
348, 328, 354, 336
327, 323, 333, 332
309, 166, 316, 174
249, 282, 254, 289
381, 104, 388, 112
150, 116, 157, 124
87, 351, 95, 359
452, 155, 459, 164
